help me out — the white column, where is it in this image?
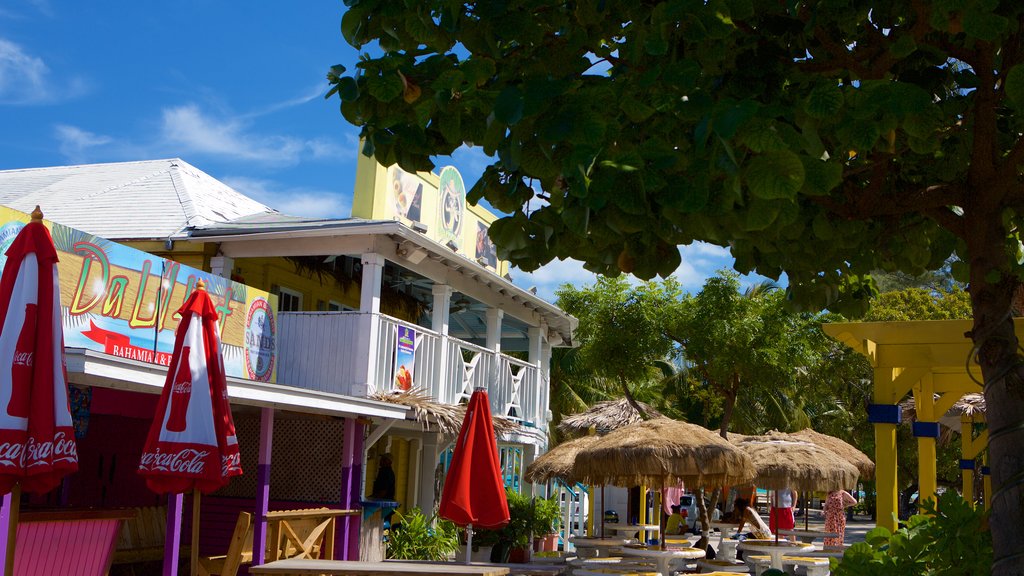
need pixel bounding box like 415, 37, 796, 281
523, 444, 538, 497
418, 433, 441, 514
485, 308, 504, 410
352, 253, 385, 396
541, 340, 552, 423
486, 308, 503, 353
528, 326, 543, 425
431, 285, 452, 402
210, 255, 234, 278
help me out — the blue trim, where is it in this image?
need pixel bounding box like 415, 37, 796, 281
868, 404, 902, 424
913, 422, 941, 438
982, 466, 991, 476
959, 459, 976, 470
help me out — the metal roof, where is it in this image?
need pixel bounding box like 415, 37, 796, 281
0, 158, 277, 239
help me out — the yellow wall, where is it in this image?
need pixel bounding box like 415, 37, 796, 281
365, 436, 414, 516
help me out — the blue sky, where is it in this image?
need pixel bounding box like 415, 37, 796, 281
0, 1, 768, 302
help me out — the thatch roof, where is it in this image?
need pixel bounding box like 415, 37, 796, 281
572, 418, 756, 488
732, 434, 859, 492
558, 398, 664, 437
370, 388, 522, 439
524, 435, 602, 484
790, 428, 874, 480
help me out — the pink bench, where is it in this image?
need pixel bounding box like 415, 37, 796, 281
13, 509, 134, 576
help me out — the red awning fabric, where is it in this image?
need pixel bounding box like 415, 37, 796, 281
0, 211, 78, 495
438, 388, 510, 529
138, 283, 242, 494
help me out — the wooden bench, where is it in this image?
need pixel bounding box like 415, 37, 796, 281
112, 506, 167, 564
198, 508, 358, 576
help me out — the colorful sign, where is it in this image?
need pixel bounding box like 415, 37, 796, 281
0, 206, 279, 383
393, 326, 416, 391
351, 155, 508, 275
436, 166, 466, 250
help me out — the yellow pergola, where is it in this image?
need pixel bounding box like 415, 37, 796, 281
823, 319, 999, 530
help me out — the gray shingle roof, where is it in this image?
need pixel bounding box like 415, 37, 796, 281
0, 158, 278, 240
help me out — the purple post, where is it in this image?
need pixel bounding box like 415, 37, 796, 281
0, 490, 12, 571
339, 418, 365, 560
252, 407, 274, 566
163, 492, 183, 576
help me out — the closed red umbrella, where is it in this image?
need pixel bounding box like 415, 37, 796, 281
438, 387, 509, 563
138, 280, 241, 576
138, 280, 242, 493
0, 207, 77, 495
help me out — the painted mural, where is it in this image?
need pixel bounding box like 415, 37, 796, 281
0, 206, 278, 383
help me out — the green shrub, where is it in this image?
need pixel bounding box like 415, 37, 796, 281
532, 495, 562, 535
831, 491, 990, 576
386, 508, 461, 561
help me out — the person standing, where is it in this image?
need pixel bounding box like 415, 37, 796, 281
769, 488, 797, 535
823, 490, 857, 548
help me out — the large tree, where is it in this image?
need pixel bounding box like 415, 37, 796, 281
332, 3, 1024, 571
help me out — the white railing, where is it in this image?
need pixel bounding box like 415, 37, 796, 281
277, 311, 546, 427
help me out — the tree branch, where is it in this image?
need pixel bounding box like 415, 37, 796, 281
815, 181, 966, 221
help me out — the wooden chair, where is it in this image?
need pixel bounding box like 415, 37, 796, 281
112, 505, 192, 566
198, 508, 356, 576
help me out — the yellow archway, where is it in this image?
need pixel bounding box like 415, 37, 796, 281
822, 319, 1004, 530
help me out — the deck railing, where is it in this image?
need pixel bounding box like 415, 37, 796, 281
277, 311, 546, 426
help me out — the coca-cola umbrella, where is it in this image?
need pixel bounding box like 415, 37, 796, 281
438, 387, 509, 564
138, 280, 242, 576
0, 207, 78, 572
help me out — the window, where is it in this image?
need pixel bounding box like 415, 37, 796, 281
277, 287, 303, 312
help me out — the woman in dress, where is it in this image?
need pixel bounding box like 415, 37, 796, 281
823, 490, 858, 548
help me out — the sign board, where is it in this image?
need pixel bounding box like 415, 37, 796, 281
352, 155, 507, 276
0, 206, 279, 383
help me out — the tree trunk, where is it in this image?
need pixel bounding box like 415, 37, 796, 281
619, 375, 649, 420
695, 487, 710, 550
965, 209, 1024, 576
719, 380, 738, 438
968, 273, 1024, 575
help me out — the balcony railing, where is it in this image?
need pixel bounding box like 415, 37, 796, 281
277, 311, 547, 427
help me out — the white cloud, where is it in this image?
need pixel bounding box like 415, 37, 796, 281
159, 104, 349, 166
0, 38, 49, 104
54, 124, 112, 161
221, 176, 351, 219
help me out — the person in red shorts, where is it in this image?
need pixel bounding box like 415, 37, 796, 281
769, 488, 797, 535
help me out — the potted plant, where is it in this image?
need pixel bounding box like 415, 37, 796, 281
531, 496, 562, 552
385, 508, 461, 561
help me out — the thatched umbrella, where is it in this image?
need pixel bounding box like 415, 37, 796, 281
790, 428, 874, 480
573, 418, 756, 548
558, 397, 663, 437
573, 418, 756, 488
733, 435, 859, 537
938, 393, 986, 429
524, 435, 602, 484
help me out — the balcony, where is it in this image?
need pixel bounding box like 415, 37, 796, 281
276, 312, 549, 429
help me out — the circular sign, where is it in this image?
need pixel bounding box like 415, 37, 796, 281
244, 297, 276, 382
436, 166, 465, 247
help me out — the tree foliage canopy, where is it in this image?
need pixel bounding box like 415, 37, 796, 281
332, 0, 1024, 316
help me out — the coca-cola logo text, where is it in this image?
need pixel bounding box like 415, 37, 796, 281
172, 380, 192, 394
25, 431, 78, 466
140, 447, 209, 475
222, 451, 241, 475
0, 441, 22, 466
12, 351, 32, 367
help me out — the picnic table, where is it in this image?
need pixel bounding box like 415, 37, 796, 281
249, 559, 510, 576
737, 539, 813, 571
619, 545, 705, 575
602, 523, 660, 542
571, 536, 635, 558
776, 529, 839, 544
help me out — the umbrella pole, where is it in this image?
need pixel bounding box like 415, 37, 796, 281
804, 493, 809, 531
774, 490, 779, 544
465, 524, 472, 565
2, 484, 20, 576
600, 486, 605, 538
191, 490, 201, 576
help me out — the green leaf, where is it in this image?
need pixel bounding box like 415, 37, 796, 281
801, 157, 842, 196
366, 74, 404, 102
805, 84, 844, 119
812, 213, 834, 240
962, 9, 1008, 41
746, 151, 806, 200
563, 203, 590, 236
337, 77, 360, 101
744, 198, 781, 231
890, 34, 917, 58
341, 9, 365, 47
621, 94, 656, 123
494, 86, 524, 125
1005, 64, 1024, 109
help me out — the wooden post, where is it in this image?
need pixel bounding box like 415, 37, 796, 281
191, 490, 200, 576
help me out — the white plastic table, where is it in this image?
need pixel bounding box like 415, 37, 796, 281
737, 539, 813, 571
776, 529, 839, 544
603, 524, 661, 543
619, 545, 705, 575
571, 536, 635, 558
